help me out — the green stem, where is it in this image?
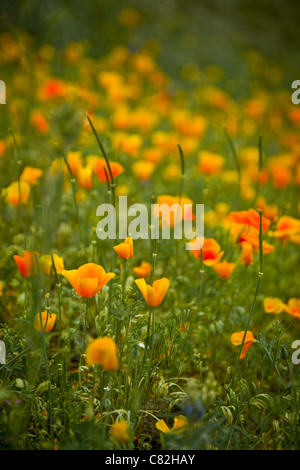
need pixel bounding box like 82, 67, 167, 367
230, 210, 264, 388
196, 248, 204, 311
78, 297, 89, 388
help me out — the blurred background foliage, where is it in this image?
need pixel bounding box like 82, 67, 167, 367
1, 0, 300, 89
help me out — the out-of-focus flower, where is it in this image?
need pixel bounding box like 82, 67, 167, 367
156, 415, 188, 434
256, 197, 278, 222
20, 167, 43, 186
62, 263, 115, 298
154, 195, 194, 228
39, 254, 64, 276
213, 261, 236, 278
227, 208, 271, 233
239, 229, 275, 255
198, 150, 225, 175
284, 299, 300, 319
2, 181, 31, 206
119, 7, 143, 28
113, 132, 143, 157
30, 110, 49, 134
77, 165, 93, 190
110, 420, 130, 445
269, 216, 300, 243
67, 151, 83, 178
263, 297, 285, 314
269, 164, 292, 188
14, 251, 38, 278
231, 331, 254, 359
240, 241, 253, 266
190, 238, 224, 266
133, 261, 152, 278
113, 237, 133, 259
87, 156, 124, 183
34, 311, 56, 332
132, 160, 155, 181
39, 79, 67, 100
135, 277, 170, 307
85, 337, 118, 370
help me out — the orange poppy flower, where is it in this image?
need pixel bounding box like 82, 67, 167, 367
213, 261, 236, 278
190, 238, 224, 266
62, 263, 115, 298
198, 150, 225, 175
87, 156, 124, 183
14, 251, 39, 278
2, 181, 31, 206
240, 241, 253, 266
113, 237, 133, 259
256, 197, 278, 222
269, 216, 300, 241
135, 277, 170, 307
20, 167, 43, 186
85, 337, 118, 370
34, 311, 57, 332
77, 165, 93, 190
239, 229, 275, 255
263, 297, 285, 314
227, 209, 271, 233
67, 151, 83, 178
231, 331, 254, 359
284, 299, 300, 319
133, 261, 152, 278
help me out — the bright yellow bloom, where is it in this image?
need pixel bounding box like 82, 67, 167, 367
39, 254, 64, 276
110, 420, 130, 445
156, 415, 188, 434
284, 299, 300, 319
20, 167, 43, 186
132, 160, 155, 181
2, 181, 31, 206
263, 297, 285, 314
77, 165, 93, 190
113, 237, 133, 259
135, 277, 170, 307
85, 337, 118, 370
34, 311, 56, 332
62, 263, 115, 298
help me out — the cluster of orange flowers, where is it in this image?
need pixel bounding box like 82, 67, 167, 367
13, 235, 170, 370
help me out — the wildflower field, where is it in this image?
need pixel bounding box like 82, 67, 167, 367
0, 1, 300, 452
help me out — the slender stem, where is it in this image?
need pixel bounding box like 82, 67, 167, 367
196, 248, 204, 311
87, 114, 115, 208
78, 297, 89, 388
230, 210, 264, 388
51, 253, 62, 350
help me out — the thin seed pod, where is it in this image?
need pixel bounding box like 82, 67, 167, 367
86, 114, 115, 207
223, 127, 240, 176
